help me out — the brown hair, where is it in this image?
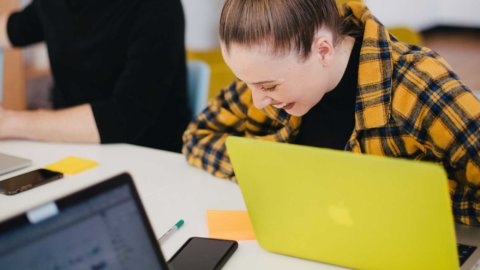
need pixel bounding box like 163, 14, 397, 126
220, 0, 354, 59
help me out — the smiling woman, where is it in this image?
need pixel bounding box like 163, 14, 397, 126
182, 0, 480, 226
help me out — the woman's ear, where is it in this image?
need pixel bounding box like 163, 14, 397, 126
312, 35, 334, 66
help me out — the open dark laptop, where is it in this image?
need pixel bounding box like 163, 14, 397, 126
0, 172, 169, 270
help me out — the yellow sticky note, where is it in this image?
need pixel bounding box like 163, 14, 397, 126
44, 156, 98, 175
207, 210, 256, 240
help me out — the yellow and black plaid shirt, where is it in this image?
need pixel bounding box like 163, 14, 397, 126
182, 2, 480, 226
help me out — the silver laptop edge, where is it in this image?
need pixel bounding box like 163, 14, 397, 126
457, 223, 480, 270
0, 153, 32, 176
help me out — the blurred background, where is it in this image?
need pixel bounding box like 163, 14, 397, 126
1, 0, 479, 110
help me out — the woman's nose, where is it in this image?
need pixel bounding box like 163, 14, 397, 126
251, 89, 272, 109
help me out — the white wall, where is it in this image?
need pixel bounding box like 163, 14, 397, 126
438, 0, 480, 28
181, 0, 224, 51
364, 0, 480, 30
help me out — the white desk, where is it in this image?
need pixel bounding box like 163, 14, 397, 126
0, 140, 344, 270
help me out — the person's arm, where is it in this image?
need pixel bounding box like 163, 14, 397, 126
392, 53, 480, 225
3, 2, 43, 48
182, 81, 301, 180
0, 14, 12, 48
183, 82, 251, 180
0, 104, 100, 143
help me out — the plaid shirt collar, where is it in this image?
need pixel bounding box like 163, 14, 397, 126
345, 2, 394, 130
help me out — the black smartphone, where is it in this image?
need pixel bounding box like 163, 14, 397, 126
168, 237, 238, 270
0, 169, 64, 195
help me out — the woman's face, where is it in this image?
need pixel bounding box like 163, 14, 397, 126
221, 42, 331, 117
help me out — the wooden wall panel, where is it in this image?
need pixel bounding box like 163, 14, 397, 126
1, 0, 27, 110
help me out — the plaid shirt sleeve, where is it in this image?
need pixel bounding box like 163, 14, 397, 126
182, 81, 301, 181
391, 50, 480, 225
182, 81, 250, 180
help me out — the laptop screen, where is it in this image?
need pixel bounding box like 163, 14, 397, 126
0, 173, 167, 270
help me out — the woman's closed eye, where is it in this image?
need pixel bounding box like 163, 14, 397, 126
261, 85, 277, 92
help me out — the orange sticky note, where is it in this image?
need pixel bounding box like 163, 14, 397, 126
44, 156, 98, 175
207, 210, 256, 240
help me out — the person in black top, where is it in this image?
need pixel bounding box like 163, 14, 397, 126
0, 0, 190, 152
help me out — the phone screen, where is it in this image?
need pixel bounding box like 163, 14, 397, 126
168, 237, 238, 270
0, 169, 63, 195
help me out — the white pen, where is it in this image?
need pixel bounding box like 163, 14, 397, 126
158, 219, 184, 242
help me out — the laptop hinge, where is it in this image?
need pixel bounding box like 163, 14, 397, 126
27, 202, 59, 224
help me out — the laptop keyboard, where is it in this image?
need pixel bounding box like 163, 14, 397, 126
458, 244, 477, 265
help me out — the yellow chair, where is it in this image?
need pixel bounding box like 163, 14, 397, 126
388, 27, 423, 46
187, 49, 236, 99
337, 0, 360, 4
